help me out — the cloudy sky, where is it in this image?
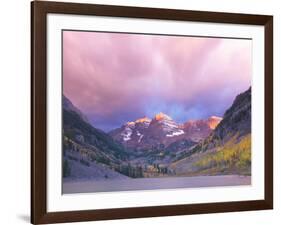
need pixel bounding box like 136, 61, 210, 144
63, 31, 252, 131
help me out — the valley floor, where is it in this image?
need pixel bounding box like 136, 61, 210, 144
63, 175, 251, 194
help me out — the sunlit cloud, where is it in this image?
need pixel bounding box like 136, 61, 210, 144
63, 31, 251, 131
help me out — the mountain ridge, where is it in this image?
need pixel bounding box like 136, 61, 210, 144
109, 113, 222, 150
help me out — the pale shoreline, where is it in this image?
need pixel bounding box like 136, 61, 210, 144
63, 175, 251, 194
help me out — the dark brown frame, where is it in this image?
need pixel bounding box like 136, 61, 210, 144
31, 1, 273, 224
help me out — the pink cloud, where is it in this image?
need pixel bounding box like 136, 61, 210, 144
63, 31, 251, 131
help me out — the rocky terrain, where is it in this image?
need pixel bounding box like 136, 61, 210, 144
171, 87, 251, 176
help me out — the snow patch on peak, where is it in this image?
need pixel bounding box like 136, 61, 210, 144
138, 134, 144, 143
166, 130, 184, 137
121, 127, 132, 141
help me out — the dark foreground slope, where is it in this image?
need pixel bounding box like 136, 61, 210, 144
63, 95, 131, 180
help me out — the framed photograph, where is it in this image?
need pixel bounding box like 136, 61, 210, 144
31, 1, 273, 224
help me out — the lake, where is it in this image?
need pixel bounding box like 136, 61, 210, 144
63, 175, 251, 194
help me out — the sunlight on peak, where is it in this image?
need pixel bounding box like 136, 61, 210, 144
135, 117, 151, 123
155, 112, 171, 121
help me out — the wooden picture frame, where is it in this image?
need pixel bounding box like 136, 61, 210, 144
31, 1, 273, 224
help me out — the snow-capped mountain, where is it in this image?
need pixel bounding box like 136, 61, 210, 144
109, 112, 222, 150
109, 117, 151, 149
148, 112, 184, 138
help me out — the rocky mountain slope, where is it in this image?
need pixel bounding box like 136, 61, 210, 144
109, 116, 151, 149
63, 95, 89, 123
63, 95, 132, 179
171, 87, 251, 176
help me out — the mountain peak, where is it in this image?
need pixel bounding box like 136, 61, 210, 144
207, 116, 222, 129
126, 121, 135, 126
183, 116, 222, 130
208, 116, 222, 120
125, 117, 151, 127
154, 112, 172, 121
135, 117, 151, 123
